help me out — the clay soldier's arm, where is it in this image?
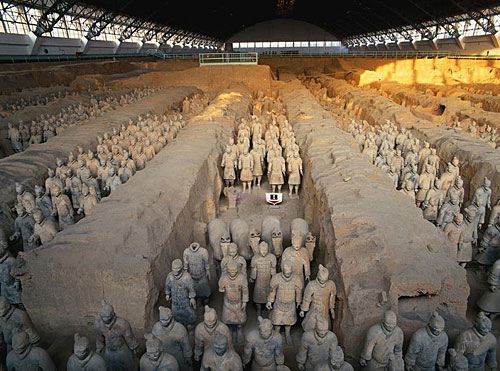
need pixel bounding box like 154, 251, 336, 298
296, 334, 309, 370
180, 326, 193, 364
436, 336, 448, 369
295, 279, 303, 308
404, 333, 422, 369
10, 219, 21, 241
486, 342, 498, 371
274, 333, 285, 366
249, 258, 257, 282
94, 323, 105, 354
271, 255, 277, 276
194, 327, 204, 361
203, 250, 210, 281
242, 338, 253, 366
38, 349, 56, 371
121, 320, 139, 353
221, 155, 226, 168
183, 249, 189, 271
360, 327, 377, 366
488, 260, 500, 290
165, 276, 172, 301
266, 277, 277, 309
241, 279, 249, 311
299, 161, 303, 176
300, 282, 313, 316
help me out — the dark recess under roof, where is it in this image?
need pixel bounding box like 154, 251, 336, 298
78, 0, 499, 41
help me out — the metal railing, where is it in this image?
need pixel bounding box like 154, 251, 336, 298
0, 53, 154, 64
199, 52, 258, 66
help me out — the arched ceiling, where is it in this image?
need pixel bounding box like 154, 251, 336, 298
78, 0, 499, 41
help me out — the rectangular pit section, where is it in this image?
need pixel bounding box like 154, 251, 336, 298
18, 84, 252, 341
280, 79, 468, 359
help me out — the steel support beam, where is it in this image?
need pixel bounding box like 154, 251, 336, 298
34, 0, 78, 36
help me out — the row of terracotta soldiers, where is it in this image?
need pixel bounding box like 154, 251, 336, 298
221, 97, 303, 197
0, 88, 76, 115
9, 98, 209, 253
6, 87, 162, 153
455, 120, 499, 149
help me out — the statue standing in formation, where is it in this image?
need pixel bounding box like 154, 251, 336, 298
267, 260, 303, 345
139, 334, 179, 371
183, 242, 211, 305
250, 241, 277, 317
404, 312, 448, 371
360, 310, 404, 370
314, 345, 354, 371
151, 306, 192, 371
194, 305, 232, 363
165, 259, 197, 330
297, 318, 338, 370
300, 264, 337, 332
218, 260, 249, 344
94, 301, 139, 371
242, 316, 285, 371
6, 329, 55, 371
67, 333, 107, 371
201, 332, 242, 371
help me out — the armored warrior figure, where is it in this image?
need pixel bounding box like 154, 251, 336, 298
94, 301, 139, 371
194, 305, 232, 363
10, 204, 35, 251
45, 168, 63, 198
477, 259, 500, 320
314, 345, 354, 371
439, 163, 456, 192
445, 177, 465, 207
221, 243, 247, 276
404, 312, 448, 371
201, 333, 243, 371
297, 318, 338, 370
139, 334, 179, 371
250, 147, 264, 187
288, 152, 303, 198
0, 268, 21, 306
239, 147, 254, 193
446, 349, 468, 371
67, 333, 107, 371
221, 146, 237, 187
476, 219, 500, 267
422, 179, 443, 222
78, 184, 99, 217
52, 185, 74, 230
6, 329, 55, 371
104, 168, 122, 194
436, 195, 460, 230
183, 242, 211, 303
15, 183, 35, 215
458, 206, 478, 267
300, 264, 337, 332
281, 232, 311, 290
65, 168, 82, 210
34, 185, 53, 221
473, 178, 492, 229
250, 241, 277, 317
268, 154, 286, 193
152, 306, 192, 371
359, 311, 404, 371
0, 296, 40, 352
29, 209, 57, 246
454, 312, 497, 371
218, 260, 249, 344
267, 261, 303, 345
165, 259, 197, 328
243, 316, 284, 371
443, 214, 465, 260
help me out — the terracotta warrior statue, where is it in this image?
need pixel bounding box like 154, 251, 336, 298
183, 242, 211, 304
15, 182, 36, 215
94, 301, 139, 371
476, 219, 500, 267
34, 185, 53, 221
267, 260, 303, 346
194, 305, 232, 363
218, 260, 249, 344
454, 312, 497, 371
242, 316, 285, 371
250, 147, 264, 188
446, 349, 468, 371
473, 177, 492, 229
404, 312, 448, 371
443, 213, 465, 261
152, 306, 192, 371
288, 151, 303, 198
29, 209, 57, 246
239, 147, 254, 193
10, 204, 35, 251
67, 333, 106, 371
281, 232, 311, 291
477, 259, 500, 321
139, 334, 179, 371
296, 317, 338, 370
6, 328, 55, 371
359, 310, 404, 370
221, 146, 237, 187
458, 206, 478, 268
0, 296, 40, 352
314, 345, 354, 371
221, 243, 247, 276
201, 332, 243, 371
165, 259, 197, 329
268, 154, 286, 193
250, 241, 277, 317
77, 184, 99, 217
300, 264, 337, 332
51, 185, 75, 230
